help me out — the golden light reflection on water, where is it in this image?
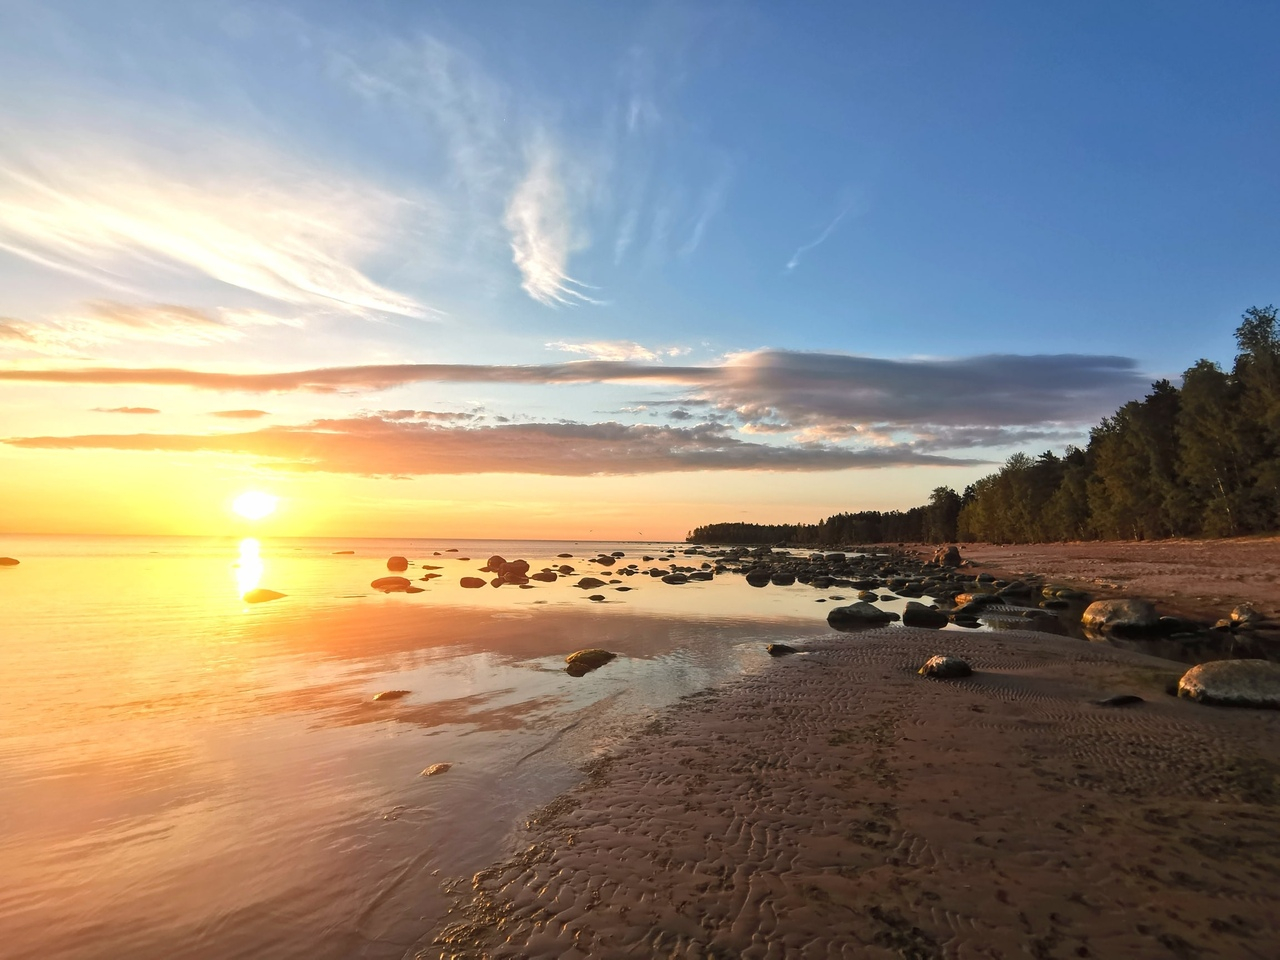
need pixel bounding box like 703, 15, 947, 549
235, 537, 264, 598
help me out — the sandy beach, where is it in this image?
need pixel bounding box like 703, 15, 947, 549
930, 538, 1280, 627
435, 626, 1280, 959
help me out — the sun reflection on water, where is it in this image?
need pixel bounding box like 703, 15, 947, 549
235, 538, 264, 598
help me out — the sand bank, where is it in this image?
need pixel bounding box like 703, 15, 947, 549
434, 627, 1280, 959
933, 538, 1280, 626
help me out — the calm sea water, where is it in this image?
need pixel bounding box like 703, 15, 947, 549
0, 535, 842, 960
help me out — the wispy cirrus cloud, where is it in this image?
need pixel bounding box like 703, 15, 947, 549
0, 301, 300, 355
785, 199, 857, 272
504, 141, 597, 306
3, 416, 986, 477
93, 406, 159, 415
0, 123, 430, 318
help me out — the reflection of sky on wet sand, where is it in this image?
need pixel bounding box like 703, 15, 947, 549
0, 535, 834, 960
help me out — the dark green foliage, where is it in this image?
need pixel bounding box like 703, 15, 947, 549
688, 306, 1280, 546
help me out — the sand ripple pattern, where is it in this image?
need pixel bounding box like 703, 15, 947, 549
432, 628, 1280, 959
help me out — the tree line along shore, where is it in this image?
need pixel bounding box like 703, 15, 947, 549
688, 305, 1280, 546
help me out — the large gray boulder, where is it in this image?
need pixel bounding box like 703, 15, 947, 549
1082, 598, 1159, 636
827, 602, 893, 631
1177, 660, 1280, 708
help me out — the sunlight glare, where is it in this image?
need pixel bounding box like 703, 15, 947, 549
235, 537, 264, 596
232, 491, 278, 521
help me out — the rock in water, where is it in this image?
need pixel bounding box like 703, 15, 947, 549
918, 655, 972, 678
827, 602, 893, 631
243, 588, 285, 603
421, 763, 452, 777
1177, 660, 1280, 708
0, 557, 18, 566
565, 649, 616, 676
902, 601, 948, 629
575, 576, 607, 589
373, 690, 410, 701
371, 576, 412, 592
767, 643, 799, 657
459, 577, 486, 588
386, 556, 409, 571
1081, 598, 1159, 636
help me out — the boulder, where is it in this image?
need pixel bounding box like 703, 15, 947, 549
918, 655, 972, 678
1231, 604, 1264, 627
767, 643, 799, 657
501, 559, 531, 577
661, 573, 689, 585
827, 602, 893, 631
459, 576, 486, 588
902, 601, 948, 629
386, 556, 409, 571
770, 572, 797, 586
745, 570, 771, 588
1082, 598, 1160, 636
486, 555, 507, 571
575, 576, 608, 589
931, 545, 962, 567
421, 763, 452, 777
530, 571, 557, 583
1177, 660, 1280, 708
371, 576, 413, 592
565, 648, 616, 676
242, 588, 286, 603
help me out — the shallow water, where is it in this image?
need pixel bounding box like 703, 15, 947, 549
0, 535, 840, 960
0, 534, 1251, 959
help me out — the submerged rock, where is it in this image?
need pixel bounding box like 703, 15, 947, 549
459, 576, 486, 588
827, 602, 893, 631
0, 557, 19, 565
371, 576, 412, 592
565, 648, 616, 676
372, 690, 410, 701
386, 556, 409, 571
1178, 660, 1280, 708
421, 762, 452, 776
575, 576, 607, 589
767, 643, 799, 657
918, 655, 972, 678
242, 588, 285, 603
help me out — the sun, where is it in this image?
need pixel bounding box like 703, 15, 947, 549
231, 491, 278, 521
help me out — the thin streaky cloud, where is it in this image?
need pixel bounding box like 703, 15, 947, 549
211, 409, 270, 419
93, 406, 160, 415
505, 140, 597, 306
785, 201, 856, 272
3, 418, 989, 477
0, 126, 431, 318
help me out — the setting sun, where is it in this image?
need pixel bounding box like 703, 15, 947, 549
231, 491, 278, 521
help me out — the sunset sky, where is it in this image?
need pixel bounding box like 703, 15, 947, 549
2, 1, 1278, 538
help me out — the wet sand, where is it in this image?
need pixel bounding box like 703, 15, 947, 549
435, 628, 1280, 959
929, 538, 1280, 626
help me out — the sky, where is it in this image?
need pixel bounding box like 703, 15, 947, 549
1, 0, 1277, 539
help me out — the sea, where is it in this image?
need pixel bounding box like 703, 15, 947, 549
0, 534, 845, 960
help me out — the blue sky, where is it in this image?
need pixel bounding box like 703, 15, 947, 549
1, 0, 1277, 536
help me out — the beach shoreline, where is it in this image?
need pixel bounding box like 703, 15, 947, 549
431, 626, 1280, 959
908, 537, 1280, 628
